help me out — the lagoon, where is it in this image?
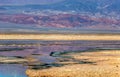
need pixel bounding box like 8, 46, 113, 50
0, 40, 120, 77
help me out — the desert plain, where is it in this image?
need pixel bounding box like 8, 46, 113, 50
26, 49, 120, 77
0, 33, 120, 77
0, 33, 120, 40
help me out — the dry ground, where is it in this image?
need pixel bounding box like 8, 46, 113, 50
0, 33, 120, 40
26, 50, 120, 77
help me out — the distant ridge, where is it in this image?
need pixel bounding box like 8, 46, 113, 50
0, 0, 120, 33
1, 0, 120, 13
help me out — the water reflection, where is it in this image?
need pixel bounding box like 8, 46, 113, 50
0, 40, 120, 77
0, 64, 27, 77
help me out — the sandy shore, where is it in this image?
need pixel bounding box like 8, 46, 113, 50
0, 56, 28, 64
26, 50, 120, 77
0, 33, 120, 40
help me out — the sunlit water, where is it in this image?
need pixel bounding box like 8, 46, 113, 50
0, 40, 120, 77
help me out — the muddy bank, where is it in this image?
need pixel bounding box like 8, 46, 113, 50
26, 50, 120, 77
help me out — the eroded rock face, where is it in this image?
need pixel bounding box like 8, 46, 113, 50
0, 13, 120, 29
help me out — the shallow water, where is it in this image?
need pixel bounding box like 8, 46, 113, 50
0, 40, 120, 77
0, 64, 27, 77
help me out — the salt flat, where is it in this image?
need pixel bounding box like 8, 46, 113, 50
0, 33, 120, 40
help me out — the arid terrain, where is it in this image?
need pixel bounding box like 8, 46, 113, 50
0, 33, 120, 40
26, 50, 120, 77
0, 0, 120, 77
0, 13, 119, 29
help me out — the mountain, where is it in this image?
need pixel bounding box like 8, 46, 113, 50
1, 0, 120, 14
0, 13, 119, 30
26, 0, 120, 13
0, 0, 120, 32
0, 0, 64, 5
17, 0, 98, 13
